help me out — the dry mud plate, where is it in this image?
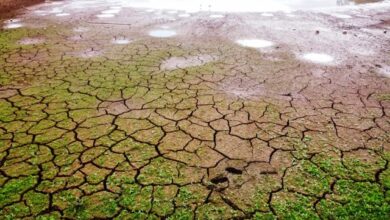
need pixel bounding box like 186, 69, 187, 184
0, 0, 390, 219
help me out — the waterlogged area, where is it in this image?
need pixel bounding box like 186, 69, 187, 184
117, 0, 385, 12
0, 0, 390, 219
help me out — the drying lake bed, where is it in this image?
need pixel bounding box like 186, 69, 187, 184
0, 0, 390, 219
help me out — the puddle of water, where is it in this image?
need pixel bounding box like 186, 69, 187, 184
210, 14, 225, 18
149, 29, 177, 38
102, 9, 121, 14
112, 38, 131, 44
118, 0, 384, 12
97, 13, 115, 18
236, 39, 274, 48
3, 21, 23, 29
5, 19, 21, 23
302, 53, 334, 64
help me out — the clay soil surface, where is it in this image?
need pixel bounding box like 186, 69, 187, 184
0, 0, 390, 219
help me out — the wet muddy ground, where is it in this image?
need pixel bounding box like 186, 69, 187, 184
0, 0, 43, 14
0, 0, 390, 219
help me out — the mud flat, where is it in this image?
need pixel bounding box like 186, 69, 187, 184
0, 0, 390, 219
0, 0, 43, 15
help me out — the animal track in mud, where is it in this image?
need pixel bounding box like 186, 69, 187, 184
211, 176, 229, 184
225, 167, 243, 175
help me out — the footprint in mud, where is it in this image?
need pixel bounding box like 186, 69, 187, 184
260, 170, 278, 175
210, 175, 229, 184
225, 167, 243, 175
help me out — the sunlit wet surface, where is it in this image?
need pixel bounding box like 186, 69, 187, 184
112, 38, 131, 44
236, 39, 274, 48
115, 0, 384, 12
149, 29, 177, 38
96, 13, 115, 18
302, 53, 335, 64
209, 14, 225, 18
102, 9, 121, 14
3, 21, 23, 29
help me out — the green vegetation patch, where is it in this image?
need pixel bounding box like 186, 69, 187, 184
317, 180, 390, 219
0, 175, 37, 207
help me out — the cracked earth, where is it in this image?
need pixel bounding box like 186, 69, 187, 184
1, 0, 390, 219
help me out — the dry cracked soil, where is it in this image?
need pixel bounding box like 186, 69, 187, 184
0, 0, 390, 219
